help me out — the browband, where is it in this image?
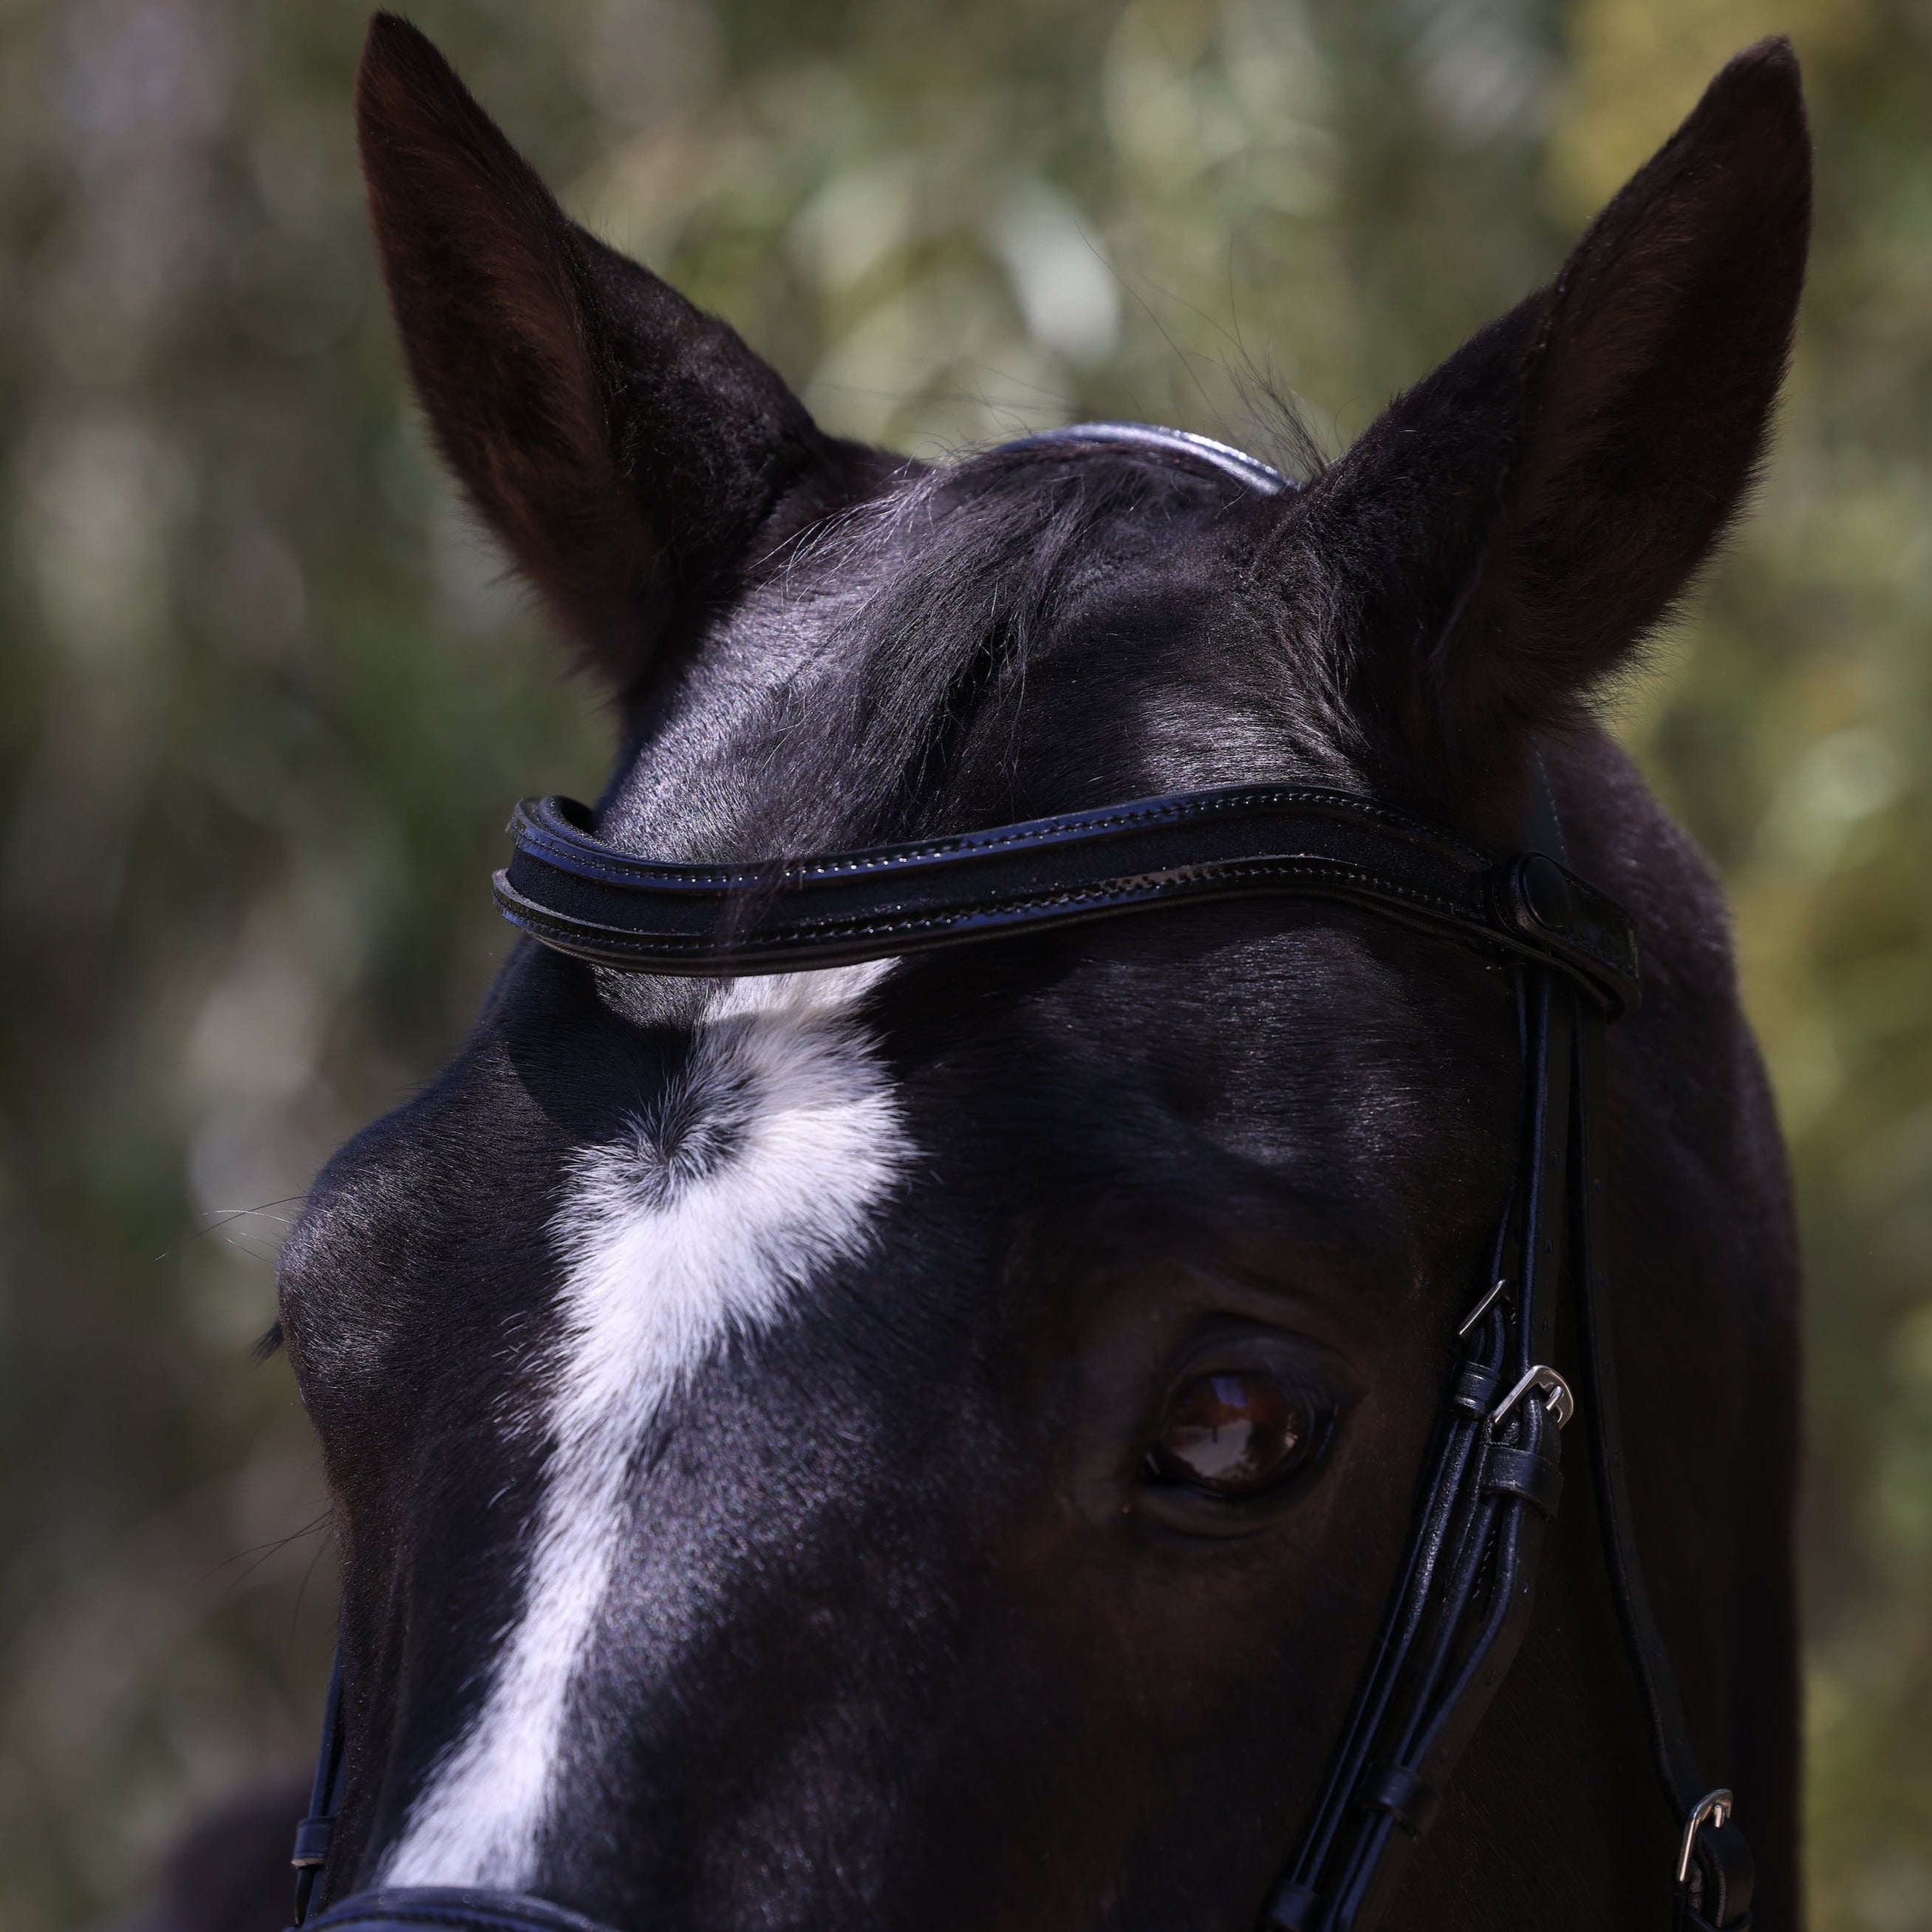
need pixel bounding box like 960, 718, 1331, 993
493, 785, 1640, 1014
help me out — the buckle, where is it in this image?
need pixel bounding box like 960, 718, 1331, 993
1489, 1364, 1574, 1431
1676, 1789, 1735, 1888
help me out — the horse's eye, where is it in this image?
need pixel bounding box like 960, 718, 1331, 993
1145, 1371, 1324, 1497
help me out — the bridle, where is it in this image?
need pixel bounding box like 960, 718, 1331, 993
285, 426, 1755, 1932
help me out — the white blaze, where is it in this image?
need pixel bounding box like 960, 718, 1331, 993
382, 964, 907, 1886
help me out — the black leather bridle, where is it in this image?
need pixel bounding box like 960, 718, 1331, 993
286, 426, 1755, 1932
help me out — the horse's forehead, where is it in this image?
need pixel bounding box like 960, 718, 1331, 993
602, 574, 878, 861
281, 958, 905, 1406
600, 467, 1286, 865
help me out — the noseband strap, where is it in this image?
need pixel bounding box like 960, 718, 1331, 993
304, 1891, 614, 1932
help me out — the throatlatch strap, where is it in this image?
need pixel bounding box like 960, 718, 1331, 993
1520, 758, 1750, 1928
1574, 1014, 1755, 1929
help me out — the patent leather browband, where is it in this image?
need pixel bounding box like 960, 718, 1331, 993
493, 785, 1641, 1014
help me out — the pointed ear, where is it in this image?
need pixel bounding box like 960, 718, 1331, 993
1305, 38, 1811, 807
356, 14, 861, 697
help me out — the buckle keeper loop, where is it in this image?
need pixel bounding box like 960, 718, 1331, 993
1360, 1762, 1441, 1839
291, 1815, 335, 1870
1479, 1442, 1564, 1518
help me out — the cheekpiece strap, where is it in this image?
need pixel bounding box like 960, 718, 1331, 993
290, 1640, 346, 1927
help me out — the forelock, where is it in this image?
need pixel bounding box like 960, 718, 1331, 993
604, 443, 1299, 868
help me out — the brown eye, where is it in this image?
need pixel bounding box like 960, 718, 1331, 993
1145, 1371, 1322, 1498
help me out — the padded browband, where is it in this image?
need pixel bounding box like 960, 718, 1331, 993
494, 785, 1640, 1014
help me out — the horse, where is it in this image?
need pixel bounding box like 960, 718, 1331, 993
268, 15, 1809, 1931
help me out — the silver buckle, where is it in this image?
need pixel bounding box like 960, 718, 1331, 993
1489, 1364, 1574, 1431
1676, 1789, 1735, 1887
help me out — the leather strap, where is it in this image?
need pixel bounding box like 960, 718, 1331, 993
494, 787, 1639, 1015
1257, 770, 1752, 1930
290, 1642, 346, 1925
991, 420, 1293, 496
1574, 1012, 1754, 1927
1261, 968, 1577, 1931
304, 1890, 614, 1932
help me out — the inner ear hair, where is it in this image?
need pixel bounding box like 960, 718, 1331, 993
1307, 36, 1809, 808
355, 13, 861, 700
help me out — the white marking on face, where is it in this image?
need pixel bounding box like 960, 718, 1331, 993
381, 963, 907, 1887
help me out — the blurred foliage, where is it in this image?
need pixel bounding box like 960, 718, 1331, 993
0, 0, 1926, 1925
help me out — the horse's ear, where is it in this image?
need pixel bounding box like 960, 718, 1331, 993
356, 14, 853, 697
1305, 38, 1811, 806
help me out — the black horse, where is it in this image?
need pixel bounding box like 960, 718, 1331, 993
270, 16, 1809, 1931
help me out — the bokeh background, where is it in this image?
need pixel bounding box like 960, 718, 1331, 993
0, 0, 1927, 1924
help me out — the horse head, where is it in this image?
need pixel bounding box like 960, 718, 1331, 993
276, 18, 1808, 1929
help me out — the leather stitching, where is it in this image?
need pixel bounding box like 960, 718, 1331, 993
505, 860, 1478, 949
516, 786, 1495, 886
